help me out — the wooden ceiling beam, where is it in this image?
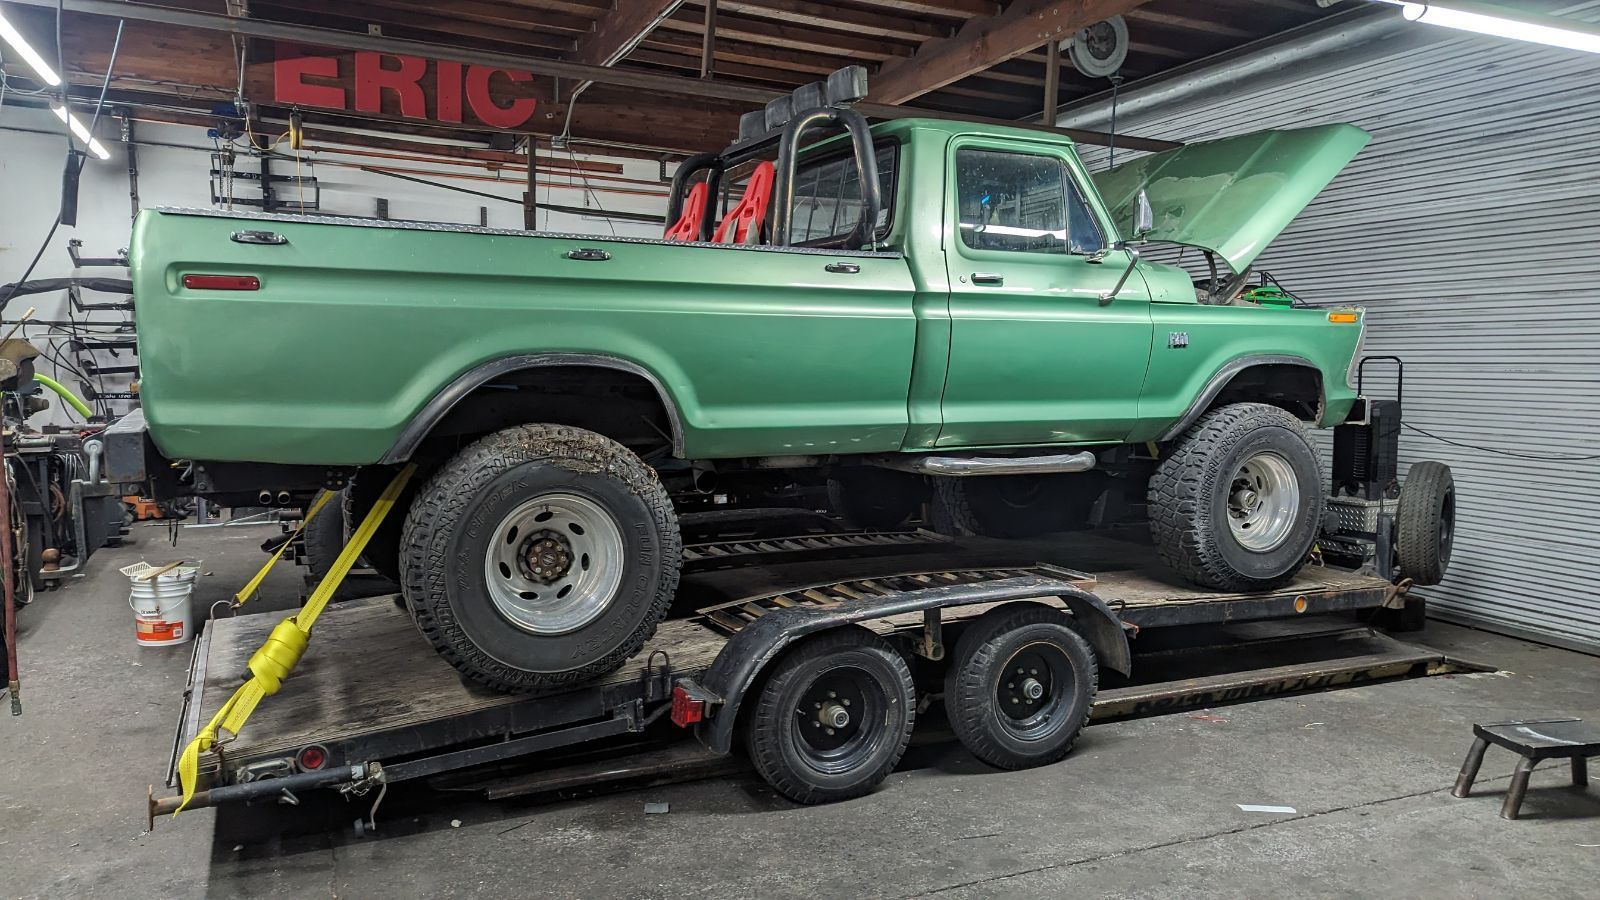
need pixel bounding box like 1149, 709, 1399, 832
657, 9, 916, 62
570, 0, 685, 66
867, 0, 1153, 105
639, 30, 846, 76
376, 0, 597, 35
254, 0, 577, 51
687, 0, 944, 43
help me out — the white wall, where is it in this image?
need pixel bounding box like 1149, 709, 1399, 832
0, 105, 667, 426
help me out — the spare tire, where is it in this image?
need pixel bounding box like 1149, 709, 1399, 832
1396, 461, 1455, 586
400, 424, 680, 693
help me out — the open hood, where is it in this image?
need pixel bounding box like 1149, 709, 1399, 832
1091, 123, 1371, 272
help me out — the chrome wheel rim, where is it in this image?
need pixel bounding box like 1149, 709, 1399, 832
1226, 451, 1301, 552
483, 492, 625, 635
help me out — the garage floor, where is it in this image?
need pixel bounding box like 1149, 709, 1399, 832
2, 526, 1598, 898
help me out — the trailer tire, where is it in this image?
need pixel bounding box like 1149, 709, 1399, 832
400, 424, 680, 693
945, 605, 1096, 770
1396, 461, 1454, 587
934, 474, 1102, 538
745, 627, 916, 804
1149, 402, 1324, 591
826, 470, 927, 531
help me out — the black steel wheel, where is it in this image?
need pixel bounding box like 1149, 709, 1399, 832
945, 605, 1097, 770
1396, 461, 1455, 587
745, 627, 916, 804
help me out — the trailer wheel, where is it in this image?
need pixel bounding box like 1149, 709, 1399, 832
745, 627, 916, 804
945, 605, 1097, 770
1149, 403, 1324, 591
934, 474, 1103, 538
400, 424, 680, 693
826, 469, 927, 530
1396, 461, 1455, 587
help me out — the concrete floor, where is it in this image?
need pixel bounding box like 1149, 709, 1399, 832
3, 526, 1599, 899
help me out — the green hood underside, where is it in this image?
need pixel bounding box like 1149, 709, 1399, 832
1092, 123, 1372, 273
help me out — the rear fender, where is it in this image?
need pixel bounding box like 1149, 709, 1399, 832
377, 352, 685, 464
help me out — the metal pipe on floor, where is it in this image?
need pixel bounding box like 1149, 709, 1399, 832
1, 423, 19, 715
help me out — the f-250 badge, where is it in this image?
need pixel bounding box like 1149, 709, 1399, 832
1168, 332, 1190, 349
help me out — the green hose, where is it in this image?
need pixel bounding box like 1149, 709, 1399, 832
33, 373, 94, 419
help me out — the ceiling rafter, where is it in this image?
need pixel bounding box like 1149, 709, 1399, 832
867, 0, 1154, 105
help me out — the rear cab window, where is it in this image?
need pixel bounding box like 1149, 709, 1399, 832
789, 140, 899, 247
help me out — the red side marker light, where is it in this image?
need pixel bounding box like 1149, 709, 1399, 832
183, 274, 260, 291
671, 685, 705, 728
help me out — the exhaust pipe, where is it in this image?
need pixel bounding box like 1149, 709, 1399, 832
870, 451, 1098, 477
258, 490, 273, 505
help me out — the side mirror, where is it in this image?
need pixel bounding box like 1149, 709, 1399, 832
1134, 188, 1154, 239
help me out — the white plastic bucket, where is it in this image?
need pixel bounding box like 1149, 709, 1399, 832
121, 562, 200, 647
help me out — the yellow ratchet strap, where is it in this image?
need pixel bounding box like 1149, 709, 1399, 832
174, 464, 415, 815
233, 488, 335, 608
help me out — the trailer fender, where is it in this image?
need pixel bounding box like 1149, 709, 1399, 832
692, 577, 1132, 755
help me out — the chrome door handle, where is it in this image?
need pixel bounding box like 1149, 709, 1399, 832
825, 262, 861, 274
566, 248, 612, 261
971, 272, 1004, 286
231, 230, 288, 245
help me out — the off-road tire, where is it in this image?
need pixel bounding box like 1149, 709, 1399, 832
1149, 402, 1324, 591
400, 424, 680, 693
945, 605, 1096, 770
301, 489, 345, 579
826, 470, 927, 531
344, 470, 418, 583
934, 474, 1103, 538
1396, 461, 1454, 587
745, 627, 916, 804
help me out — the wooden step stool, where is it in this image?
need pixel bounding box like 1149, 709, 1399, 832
1452, 718, 1598, 820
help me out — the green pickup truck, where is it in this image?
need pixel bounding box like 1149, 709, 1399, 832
119, 106, 1417, 692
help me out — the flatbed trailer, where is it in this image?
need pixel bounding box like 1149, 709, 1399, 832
151, 526, 1467, 825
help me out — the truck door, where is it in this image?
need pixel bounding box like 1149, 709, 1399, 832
937, 138, 1154, 448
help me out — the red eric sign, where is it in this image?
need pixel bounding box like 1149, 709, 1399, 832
273, 46, 539, 129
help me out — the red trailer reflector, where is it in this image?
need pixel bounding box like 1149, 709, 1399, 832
182, 274, 260, 291
296, 744, 328, 771
671, 685, 705, 727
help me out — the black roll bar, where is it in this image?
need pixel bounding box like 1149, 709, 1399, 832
772, 107, 880, 251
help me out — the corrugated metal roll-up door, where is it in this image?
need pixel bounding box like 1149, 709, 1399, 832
1065, 7, 1600, 653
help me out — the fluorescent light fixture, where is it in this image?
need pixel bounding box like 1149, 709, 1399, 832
52, 105, 111, 160
1375, 0, 1600, 55
0, 7, 61, 86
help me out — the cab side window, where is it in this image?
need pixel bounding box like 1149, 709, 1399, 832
955, 148, 1104, 255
